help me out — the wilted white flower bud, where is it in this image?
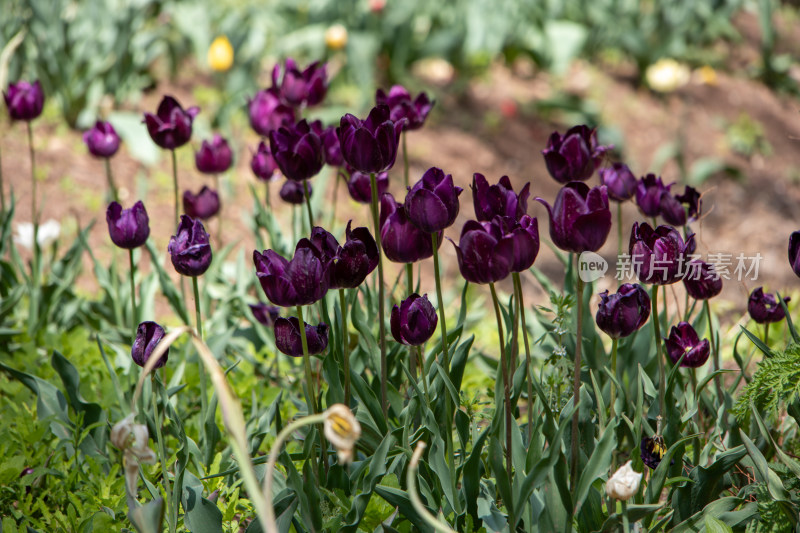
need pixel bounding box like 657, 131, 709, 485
111, 414, 157, 497
323, 403, 361, 464
605, 460, 643, 501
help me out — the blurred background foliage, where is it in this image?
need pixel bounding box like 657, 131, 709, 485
2, 0, 794, 129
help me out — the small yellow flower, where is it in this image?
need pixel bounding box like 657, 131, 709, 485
696, 65, 718, 86
208, 36, 234, 72
323, 404, 361, 463
325, 24, 348, 51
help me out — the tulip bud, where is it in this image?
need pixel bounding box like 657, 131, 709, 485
375, 85, 434, 131
269, 119, 324, 181
595, 283, 651, 339
598, 163, 637, 202
131, 321, 169, 369
789, 231, 800, 279
347, 169, 388, 204
3, 80, 44, 121
682, 260, 722, 300
321, 126, 344, 166
168, 215, 213, 277
195, 134, 233, 174
251, 141, 279, 182
405, 167, 462, 233
605, 461, 642, 501
748, 287, 789, 325
183, 186, 220, 220
279, 180, 309, 205
629, 222, 694, 285
541, 125, 609, 183
248, 89, 295, 138
272, 59, 328, 108
207, 35, 234, 72
330, 222, 379, 289
390, 293, 438, 346
254, 239, 331, 307
664, 321, 710, 367
338, 105, 405, 174
274, 316, 329, 356
535, 182, 612, 254
634, 174, 670, 218
379, 193, 440, 263
143, 96, 199, 150
83, 120, 121, 158
451, 219, 514, 284
471, 173, 529, 222
249, 302, 280, 327
106, 201, 150, 249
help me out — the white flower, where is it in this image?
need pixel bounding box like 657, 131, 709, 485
645, 58, 690, 93
13, 219, 61, 250
605, 460, 643, 501
323, 404, 361, 464
325, 24, 348, 51
111, 414, 157, 497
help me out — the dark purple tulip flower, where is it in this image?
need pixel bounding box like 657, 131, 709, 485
311, 223, 379, 289
542, 125, 609, 183
251, 141, 279, 181
132, 321, 169, 369
683, 260, 722, 300
451, 218, 514, 284
790, 231, 800, 279
272, 59, 328, 108
380, 193, 440, 263
106, 201, 150, 249
535, 182, 612, 253
347, 168, 388, 203
375, 85, 434, 130
659, 191, 687, 226
748, 287, 789, 324
471, 173, 530, 222
338, 105, 405, 174
595, 283, 651, 339
322, 125, 344, 166
391, 293, 438, 345
83, 121, 121, 158
676, 186, 702, 222
143, 95, 199, 150
183, 186, 220, 220
496, 215, 540, 272
641, 435, 668, 470
250, 302, 280, 327
248, 88, 295, 137
664, 321, 710, 367
405, 167, 463, 232
253, 239, 331, 307
280, 180, 309, 204
3, 80, 44, 121
635, 174, 670, 217
598, 163, 637, 202
195, 134, 233, 174
274, 317, 329, 356
629, 222, 694, 285
168, 215, 212, 277
269, 119, 324, 181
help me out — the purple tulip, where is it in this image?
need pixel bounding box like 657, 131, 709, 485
375, 85, 434, 130
251, 141, 279, 181
168, 215, 213, 277
497, 215, 540, 273
629, 222, 693, 285
790, 231, 800, 279
280, 180, 309, 204
542, 125, 609, 183
535, 182, 612, 253
321, 125, 344, 166
183, 186, 220, 220
248, 88, 295, 137
106, 201, 150, 249
659, 191, 687, 226
391, 293, 438, 346
269, 119, 324, 181
748, 287, 789, 324
471, 173, 530, 222
253, 239, 331, 307
83, 121, 121, 158
274, 317, 329, 356
664, 322, 710, 367
676, 186, 702, 222
3, 80, 44, 121
250, 302, 280, 327
271, 59, 328, 108
347, 168, 388, 204
640, 435, 667, 470
682, 260, 722, 300
143, 96, 199, 150
338, 105, 405, 174
195, 134, 233, 174
451, 218, 514, 284
380, 193, 440, 263
132, 321, 168, 369
310, 223, 379, 289
405, 167, 462, 232
635, 174, 670, 218
595, 283, 651, 339
598, 163, 637, 202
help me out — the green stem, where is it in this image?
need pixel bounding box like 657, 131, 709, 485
764, 322, 770, 346
129, 249, 137, 340
214, 174, 223, 251
406, 263, 417, 380
609, 337, 619, 473
192, 276, 208, 436
652, 286, 666, 421
617, 202, 623, 273
302, 179, 314, 231
104, 158, 119, 203
339, 289, 351, 406
704, 300, 723, 402
570, 271, 585, 489
0, 140, 5, 212
264, 181, 271, 210
151, 375, 175, 533
513, 272, 534, 443
367, 172, 388, 417
407, 442, 457, 533
402, 130, 409, 190
171, 149, 179, 225
621, 499, 630, 532
26, 122, 39, 331
296, 305, 318, 415
489, 282, 513, 499
418, 346, 431, 407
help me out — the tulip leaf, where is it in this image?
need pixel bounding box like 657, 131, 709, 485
373, 486, 434, 533
182, 486, 223, 533
739, 429, 791, 502
0, 360, 71, 440
750, 406, 800, 477
488, 435, 514, 522
51, 351, 107, 456
739, 325, 773, 358
597, 503, 663, 532
669, 497, 751, 533
127, 497, 165, 533
777, 293, 798, 343
574, 418, 616, 513
644, 433, 696, 505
